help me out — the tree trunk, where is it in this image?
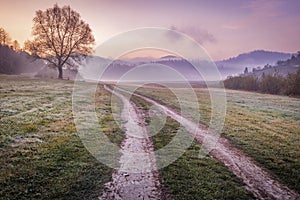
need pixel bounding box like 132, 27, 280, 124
58, 65, 63, 79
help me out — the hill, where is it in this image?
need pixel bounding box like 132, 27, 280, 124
0, 44, 44, 75
2, 47, 294, 82
244, 52, 300, 78
224, 52, 300, 95
216, 50, 292, 77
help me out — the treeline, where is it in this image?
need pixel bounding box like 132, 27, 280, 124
224, 53, 300, 96
0, 27, 20, 51
0, 45, 24, 74
0, 27, 42, 74
224, 71, 300, 95
0, 44, 43, 75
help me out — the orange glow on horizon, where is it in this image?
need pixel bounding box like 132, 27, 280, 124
0, 0, 299, 60
118, 49, 177, 59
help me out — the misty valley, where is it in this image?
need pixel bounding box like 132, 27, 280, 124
1, 1, 300, 200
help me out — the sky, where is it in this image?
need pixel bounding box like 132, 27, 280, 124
0, 0, 299, 60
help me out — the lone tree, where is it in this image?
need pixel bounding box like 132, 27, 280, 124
26, 4, 95, 79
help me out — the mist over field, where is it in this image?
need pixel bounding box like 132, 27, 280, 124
1, 1, 300, 199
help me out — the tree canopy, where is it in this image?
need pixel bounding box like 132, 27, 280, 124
26, 4, 95, 79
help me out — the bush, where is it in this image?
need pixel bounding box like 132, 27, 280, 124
224, 76, 258, 91
285, 70, 300, 95
259, 73, 285, 94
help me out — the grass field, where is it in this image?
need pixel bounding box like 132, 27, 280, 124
0, 75, 123, 199
1, 75, 299, 199
125, 84, 300, 193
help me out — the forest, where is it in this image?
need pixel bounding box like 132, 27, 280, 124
224, 52, 300, 95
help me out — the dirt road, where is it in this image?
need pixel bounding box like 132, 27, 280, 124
99, 86, 162, 199
114, 86, 299, 200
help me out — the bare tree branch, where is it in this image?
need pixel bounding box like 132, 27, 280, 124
24, 4, 95, 79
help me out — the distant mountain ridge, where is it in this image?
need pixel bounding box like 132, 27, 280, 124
218, 50, 291, 64
242, 51, 300, 78
1, 46, 295, 81
224, 52, 300, 95
216, 50, 292, 77
120, 50, 294, 79
80, 50, 296, 81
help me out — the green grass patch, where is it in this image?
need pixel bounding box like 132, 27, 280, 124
0, 75, 124, 199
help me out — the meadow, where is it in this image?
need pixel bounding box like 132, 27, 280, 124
1, 75, 299, 199
128, 84, 300, 193
0, 75, 123, 199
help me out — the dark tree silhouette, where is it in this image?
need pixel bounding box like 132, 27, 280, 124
12, 40, 20, 51
0, 27, 11, 46
25, 4, 95, 79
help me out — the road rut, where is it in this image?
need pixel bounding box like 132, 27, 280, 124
115, 86, 300, 200
99, 85, 162, 200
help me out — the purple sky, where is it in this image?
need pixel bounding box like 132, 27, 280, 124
1, 0, 299, 60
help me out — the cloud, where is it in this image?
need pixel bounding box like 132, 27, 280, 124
165, 25, 216, 44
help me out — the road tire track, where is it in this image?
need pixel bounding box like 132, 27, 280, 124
99, 85, 163, 200
115, 86, 300, 200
